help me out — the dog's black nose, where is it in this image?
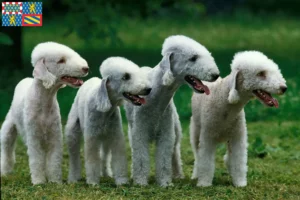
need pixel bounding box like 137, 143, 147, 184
211, 74, 220, 81
280, 85, 287, 94
82, 67, 89, 74
145, 88, 152, 95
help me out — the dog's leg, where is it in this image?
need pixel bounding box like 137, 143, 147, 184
131, 122, 150, 186
46, 122, 62, 184
0, 112, 18, 175
84, 134, 101, 185
172, 118, 184, 179
226, 122, 248, 187
100, 142, 112, 177
110, 123, 128, 185
155, 112, 175, 187
196, 132, 217, 187
27, 130, 47, 185
190, 117, 200, 179
65, 116, 82, 183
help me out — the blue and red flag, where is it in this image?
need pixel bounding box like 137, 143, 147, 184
2, 2, 42, 27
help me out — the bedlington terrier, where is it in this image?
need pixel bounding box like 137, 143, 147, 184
0, 42, 89, 184
66, 57, 152, 185
124, 35, 220, 187
190, 51, 287, 187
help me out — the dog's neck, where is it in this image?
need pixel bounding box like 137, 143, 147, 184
147, 65, 181, 108
223, 74, 253, 113
107, 86, 122, 109
30, 79, 61, 107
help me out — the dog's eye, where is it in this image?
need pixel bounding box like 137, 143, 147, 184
189, 55, 198, 62
257, 71, 266, 78
122, 73, 131, 81
57, 57, 66, 64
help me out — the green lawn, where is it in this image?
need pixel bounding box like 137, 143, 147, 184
1, 121, 300, 199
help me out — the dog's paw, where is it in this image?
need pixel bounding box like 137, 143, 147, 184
0, 170, 13, 177
160, 181, 174, 188
32, 178, 47, 185
86, 179, 99, 186
191, 174, 198, 180
233, 180, 247, 187
197, 180, 212, 187
115, 177, 129, 186
68, 174, 82, 183
173, 173, 185, 179
134, 178, 148, 186
48, 180, 62, 184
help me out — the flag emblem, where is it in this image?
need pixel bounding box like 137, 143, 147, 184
2, 2, 22, 14
23, 2, 42, 14
2, 14, 22, 26
2, 2, 42, 27
22, 14, 42, 26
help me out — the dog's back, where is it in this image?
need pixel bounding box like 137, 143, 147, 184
8, 78, 33, 142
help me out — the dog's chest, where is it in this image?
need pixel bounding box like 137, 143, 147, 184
84, 111, 119, 136
203, 115, 240, 142
135, 104, 174, 139
25, 102, 59, 125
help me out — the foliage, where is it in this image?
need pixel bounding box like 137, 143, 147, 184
245, 0, 300, 15
2, 13, 299, 122
47, 0, 206, 45
0, 32, 13, 45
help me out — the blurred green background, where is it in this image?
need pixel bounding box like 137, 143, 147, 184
0, 0, 299, 122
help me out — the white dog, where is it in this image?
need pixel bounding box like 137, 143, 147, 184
66, 57, 151, 185
125, 35, 220, 187
0, 42, 89, 184
190, 51, 287, 187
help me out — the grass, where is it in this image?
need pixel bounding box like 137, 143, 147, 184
1, 121, 300, 199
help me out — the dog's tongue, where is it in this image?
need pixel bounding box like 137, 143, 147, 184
271, 97, 279, 108
254, 90, 279, 108
61, 76, 83, 86
139, 97, 146, 104
263, 91, 279, 108
133, 95, 146, 104
194, 79, 210, 95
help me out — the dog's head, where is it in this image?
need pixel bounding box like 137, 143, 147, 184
159, 35, 220, 95
228, 51, 287, 108
31, 42, 89, 89
97, 57, 152, 112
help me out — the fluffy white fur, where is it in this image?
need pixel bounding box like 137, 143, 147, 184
66, 57, 151, 185
0, 42, 88, 184
190, 51, 287, 187
125, 35, 220, 187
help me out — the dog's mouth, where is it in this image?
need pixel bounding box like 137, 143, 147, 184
123, 92, 146, 106
61, 76, 84, 87
253, 89, 279, 108
185, 75, 210, 95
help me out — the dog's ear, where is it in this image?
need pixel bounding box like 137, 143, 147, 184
33, 58, 56, 89
228, 70, 240, 104
97, 77, 112, 112
160, 52, 175, 86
